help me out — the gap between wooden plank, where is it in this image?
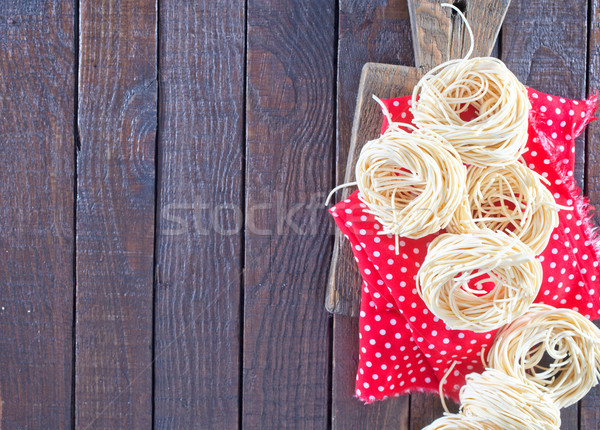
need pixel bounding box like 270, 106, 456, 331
71, 0, 81, 428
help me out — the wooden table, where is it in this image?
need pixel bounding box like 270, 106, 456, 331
1, 0, 599, 428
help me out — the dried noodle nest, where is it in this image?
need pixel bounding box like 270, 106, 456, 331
417, 229, 542, 332
459, 369, 561, 430
448, 162, 560, 255
488, 304, 600, 408
355, 125, 466, 241
412, 57, 531, 167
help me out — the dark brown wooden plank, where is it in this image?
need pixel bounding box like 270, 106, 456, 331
559, 404, 579, 430
243, 0, 335, 427
410, 396, 459, 430
502, 0, 588, 188
582, 3, 600, 428
153, 1, 245, 428
587, 0, 600, 220
333, 1, 413, 428
0, 2, 74, 428
581, 386, 600, 430
502, 1, 588, 428
336, 0, 414, 222
75, 1, 157, 428
580, 327, 600, 429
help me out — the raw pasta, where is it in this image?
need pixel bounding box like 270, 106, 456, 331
460, 369, 560, 430
355, 124, 466, 246
449, 162, 560, 255
411, 56, 531, 167
488, 304, 600, 408
417, 229, 542, 331
422, 413, 492, 430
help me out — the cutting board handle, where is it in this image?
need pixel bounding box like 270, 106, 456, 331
408, 0, 511, 71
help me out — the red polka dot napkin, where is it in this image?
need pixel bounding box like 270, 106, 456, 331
329, 89, 600, 403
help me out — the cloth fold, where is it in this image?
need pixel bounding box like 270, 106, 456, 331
329, 89, 600, 403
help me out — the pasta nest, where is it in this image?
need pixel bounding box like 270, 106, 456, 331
412, 57, 531, 167
422, 413, 491, 430
488, 304, 600, 408
416, 229, 542, 332
459, 369, 561, 430
355, 126, 466, 240
449, 162, 560, 255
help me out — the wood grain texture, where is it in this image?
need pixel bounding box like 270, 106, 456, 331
408, 0, 509, 70
580, 328, 600, 430
502, 0, 589, 427
588, 0, 600, 219
502, 0, 588, 188
328, 0, 414, 318
409, 395, 459, 430
446, 0, 510, 63
0, 1, 74, 428
407, 0, 449, 68
153, 1, 244, 428
243, 0, 335, 427
75, 0, 157, 428
336, 0, 414, 184
560, 404, 580, 430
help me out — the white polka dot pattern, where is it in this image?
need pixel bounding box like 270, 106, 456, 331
330, 88, 600, 404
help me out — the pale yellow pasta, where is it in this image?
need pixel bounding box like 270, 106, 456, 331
355, 124, 466, 245
422, 413, 493, 430
411, 57, 530, 167
488, 304, 600, 408
449, 162, 560, 255
416, 229, 542, 332
459, 369, 560, 430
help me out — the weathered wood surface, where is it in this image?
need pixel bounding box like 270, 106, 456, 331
327, 63, 421, 316
0, 1, 74, 428
409, 0, 510, 70
0, 0, 599, 428
502, 0, 588, 189
243, 0, 335, 427
153, 1, 245, 429
75, 0, 157, 428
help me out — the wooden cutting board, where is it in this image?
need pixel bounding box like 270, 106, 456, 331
326, 0, 511, 316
